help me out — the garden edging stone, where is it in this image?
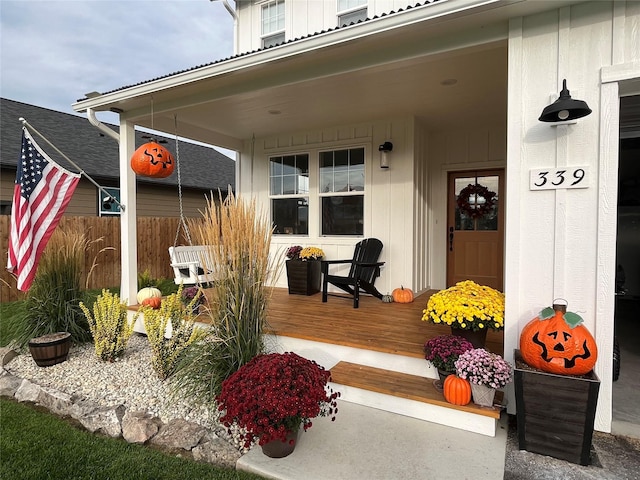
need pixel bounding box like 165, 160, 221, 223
1, 362, 241, 469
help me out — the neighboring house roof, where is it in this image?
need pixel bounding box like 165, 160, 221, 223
0, 98, 235, 191
82, 0, 441, 99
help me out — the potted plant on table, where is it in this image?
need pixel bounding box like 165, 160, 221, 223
422, 280, 505, 348
454, 348, 513, 407
216, 352, 339, 458
423, 334, 473, 390
285, 245, 325, 296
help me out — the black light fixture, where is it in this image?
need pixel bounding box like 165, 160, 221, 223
378, 141, 393, 169
539, 79, 592, 123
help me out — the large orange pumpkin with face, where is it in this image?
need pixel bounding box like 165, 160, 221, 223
130, 142, 175, 178
520, 304, 597, 376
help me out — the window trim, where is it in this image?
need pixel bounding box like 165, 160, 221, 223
99, 186, 121, 216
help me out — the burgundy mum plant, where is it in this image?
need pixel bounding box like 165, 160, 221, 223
216, 352, 340, 448
424, 334, 474, 372
285, 245, 303, 260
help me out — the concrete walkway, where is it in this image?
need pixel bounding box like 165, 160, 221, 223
237, 401, 508, 480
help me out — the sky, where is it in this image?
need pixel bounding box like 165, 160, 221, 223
0, 0, 235, 151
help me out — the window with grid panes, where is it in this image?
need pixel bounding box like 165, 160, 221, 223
262, 0, 285, 48
337, 0, 367, 26
270, 154, 309, 235
319, 147, 365, 236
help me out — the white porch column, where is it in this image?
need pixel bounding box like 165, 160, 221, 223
119, 120, 137, 304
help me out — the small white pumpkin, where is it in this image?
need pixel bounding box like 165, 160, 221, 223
136, 287, 161, 304
382, 294, 394, 303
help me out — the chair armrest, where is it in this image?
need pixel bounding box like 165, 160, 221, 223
321, 259, 352, 274
353, 261, 385, 267
321, 259, 353, 265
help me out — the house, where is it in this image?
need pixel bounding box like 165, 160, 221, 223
70, 1, 640, 435
0, 98, 235, 217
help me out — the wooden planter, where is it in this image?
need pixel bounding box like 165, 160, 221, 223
514, 349, 600, 466
29, 332, 72, 367
286, 260, 321, 295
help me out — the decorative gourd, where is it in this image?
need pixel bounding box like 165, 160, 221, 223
142, 297, 162, 309
392, 286, 414, 303
130, 142, 175, 178
520, 303, 598, 376
443, 375, 471, 406
381, 294, 394, 303
137, 287, 162, 304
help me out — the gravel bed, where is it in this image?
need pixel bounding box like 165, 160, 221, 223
5, 333, 245, 450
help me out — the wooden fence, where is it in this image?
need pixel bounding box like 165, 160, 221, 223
1, 216, 191, 303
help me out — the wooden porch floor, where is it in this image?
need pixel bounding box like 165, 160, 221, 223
265, 288, 504, 358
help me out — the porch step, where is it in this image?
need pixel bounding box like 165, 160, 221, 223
329, 361, 501, 437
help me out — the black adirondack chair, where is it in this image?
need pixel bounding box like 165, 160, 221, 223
321, 238, 385, 308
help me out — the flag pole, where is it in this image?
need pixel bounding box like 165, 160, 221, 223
18, 117, 126, 212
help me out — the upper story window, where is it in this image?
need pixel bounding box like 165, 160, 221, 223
270, 154, 309, 235
320, 147, 365, 236
337, 0, 367, 26
262, 0, 285, 48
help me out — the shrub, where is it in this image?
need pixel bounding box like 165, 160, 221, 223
142, 285, 205, 380
79, 289, 136, 361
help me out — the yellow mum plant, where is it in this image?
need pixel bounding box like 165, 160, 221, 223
299, 246, 325, 261
422, 280, 505, 331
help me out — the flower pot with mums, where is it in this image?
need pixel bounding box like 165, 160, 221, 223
216, 352, 339, 458
285, 245, 325, 295
422, 280, 505, 348
423, 334, 473, 390
455, 348, 513, 407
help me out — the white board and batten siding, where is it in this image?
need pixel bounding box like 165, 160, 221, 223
505, 1, 640, 432
238, 118, 419, 296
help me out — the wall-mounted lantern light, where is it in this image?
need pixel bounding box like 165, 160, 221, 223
539, 79, 592, 123
378, 141, 393, 169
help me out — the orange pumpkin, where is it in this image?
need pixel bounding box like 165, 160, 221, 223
392, 286, 414, 303
443, 375, 471, 406
130, 142, 175, 178
142, 297, 162, 309
520, 303, 598, 376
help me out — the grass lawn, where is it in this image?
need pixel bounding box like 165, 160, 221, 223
0, 398, 264, 480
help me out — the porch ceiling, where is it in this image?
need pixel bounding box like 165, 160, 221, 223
71, 1, 528, 149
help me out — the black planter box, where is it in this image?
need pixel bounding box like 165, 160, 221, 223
286, 260, 321, 295
514, 349, 600, 466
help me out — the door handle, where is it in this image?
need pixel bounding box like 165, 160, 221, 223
449, 227, 454, 251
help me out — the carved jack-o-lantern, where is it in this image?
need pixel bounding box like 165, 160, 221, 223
520, 303, 598, 376
130, 142, 175, 178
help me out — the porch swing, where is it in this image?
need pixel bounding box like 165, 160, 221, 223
161, 116, 217, 285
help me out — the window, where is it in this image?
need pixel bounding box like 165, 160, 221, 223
320, 147, 365, 235
262, 0, 285, 48
99, 187, 121, 216
337, 0, 367, 26
270, 154, 309, 234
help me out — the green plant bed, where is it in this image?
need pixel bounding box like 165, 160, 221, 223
0, 398, 264, 480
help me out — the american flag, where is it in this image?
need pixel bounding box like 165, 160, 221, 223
7, 128, 80, 291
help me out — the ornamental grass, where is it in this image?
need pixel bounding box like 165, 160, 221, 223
422, 280, 505, 331
216, 352, 339, 449
7, 226, 109, 348
172, 191, 280, 405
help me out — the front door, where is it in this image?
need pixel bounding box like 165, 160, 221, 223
446, 169, 504, 290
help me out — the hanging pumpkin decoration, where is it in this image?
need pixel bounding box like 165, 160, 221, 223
520, 302, 598, 376
392, 286, 414, 303
382, 294, 394, 303
130, 142, 175, 178
443, 375, 471, 406
137, 287, 162, 304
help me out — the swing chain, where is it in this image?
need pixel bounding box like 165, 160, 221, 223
173, 115, 192, 247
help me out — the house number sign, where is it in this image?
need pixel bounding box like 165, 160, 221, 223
529, 166, 588, 191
